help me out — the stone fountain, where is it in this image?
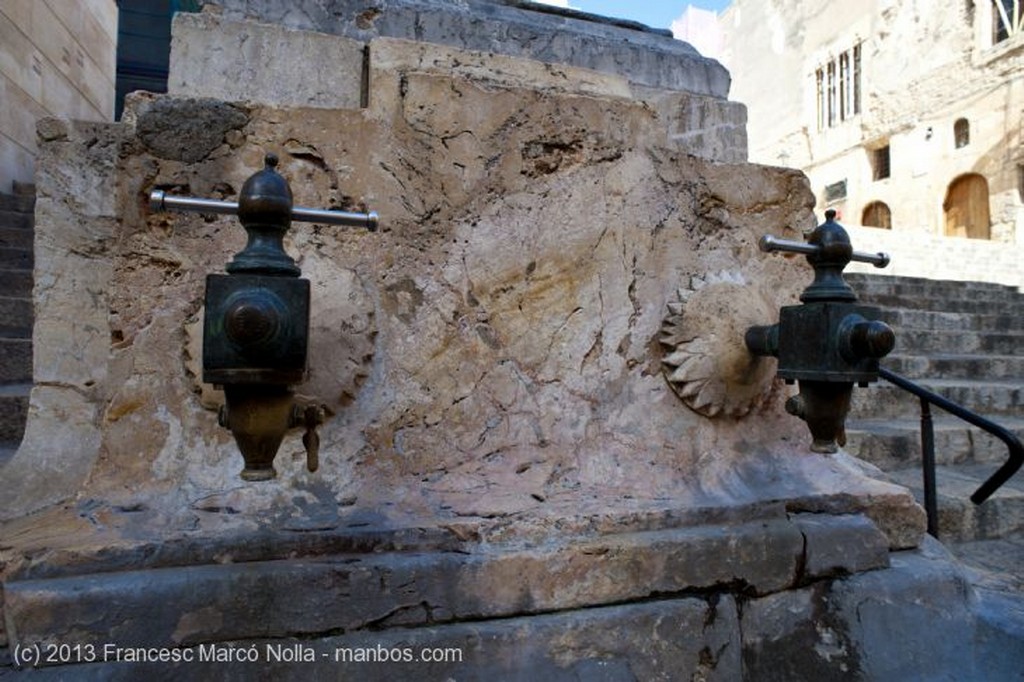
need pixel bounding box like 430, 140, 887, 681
0, 2, 1001, 678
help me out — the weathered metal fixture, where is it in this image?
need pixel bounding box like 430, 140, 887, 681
150, 153, 378, 479
745, 209, 895, 453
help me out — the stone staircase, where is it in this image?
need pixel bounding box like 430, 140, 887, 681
845, 273, 1024, 593
0, 183, 33, 465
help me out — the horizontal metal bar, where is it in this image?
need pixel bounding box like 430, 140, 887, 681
879, 366, 1024, 505
292, 206, 379, 232
150, 191, 238, 216
758, 235, 890, 268
149, 190, 379, 231
759, 235, 818, 257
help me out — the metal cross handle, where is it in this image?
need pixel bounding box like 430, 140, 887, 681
149, 189, 379, 232
759, 235, 890, 268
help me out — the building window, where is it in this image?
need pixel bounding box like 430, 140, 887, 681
871, 145, 891, 181
827, 62, 837, 127
852, 44, 861, 115
839, 52, 849, 121
944, 173, 991, 239
954, 118, 970, 148
824, 180, 848, 204
814, 44, 862, 130
816, 70, 825, 131
862, 201, 892, 229
993, 0, 1021, 44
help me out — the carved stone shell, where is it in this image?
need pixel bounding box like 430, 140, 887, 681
660, 271, 779, 418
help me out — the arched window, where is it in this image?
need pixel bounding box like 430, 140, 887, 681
944, 174, 991, 239
954, 118, 970, 148
861, 201, 892, 229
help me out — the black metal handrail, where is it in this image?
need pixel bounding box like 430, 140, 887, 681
878, 366, 1024, 538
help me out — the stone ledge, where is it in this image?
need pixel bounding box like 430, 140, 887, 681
3, 540, 997, 680
211, 0, 730, 97
3, 512, 890, 652
792, 512, 890, 580
8, 598, 742, 679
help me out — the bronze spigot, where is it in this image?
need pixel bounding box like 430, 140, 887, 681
149, 153, 377, 479
745, 210, 895, 453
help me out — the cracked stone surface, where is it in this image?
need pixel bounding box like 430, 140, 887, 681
0, 16, 967, 678
0, 37, 924, 580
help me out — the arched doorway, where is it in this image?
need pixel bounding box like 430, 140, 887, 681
861, 201, 892, 229
943, 174, 990, 239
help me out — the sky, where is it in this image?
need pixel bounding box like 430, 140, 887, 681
532, 0, 732, 33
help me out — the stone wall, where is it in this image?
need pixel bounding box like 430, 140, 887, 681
845, 223, 1024, 290
170, 9, 749, 164
0, 0, 117, 192
0, 29, 922, 537
720, 0, 1024, 287
0, 11, 957, 678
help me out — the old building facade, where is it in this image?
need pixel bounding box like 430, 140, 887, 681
719, 0, 1024, 286
0, 0, 117, 192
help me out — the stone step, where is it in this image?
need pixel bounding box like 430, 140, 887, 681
852, 378, 1024, 419
0, 208, 33, 231
847, 273, 1022, 300
0, 295, 32, 335
949, 536, 1024, 595
846, 416, 1024, 471
877, 308, 1024, 333
0, 512, 890, 676
0, 383, 30, 443
0, 268, 32, 299
12, 180, 36, 196
0, 247, 32, 269
863, 294, 1024, 315
889, 329, 1023, 355
884, 354, 1024, 380
0, 193, 35, 213
886, 465, 1024, 543
0, 338, 31, 383
0, 225, 32, 250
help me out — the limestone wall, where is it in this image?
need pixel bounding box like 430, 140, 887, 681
169, 9, 749, 164
845, 223, 1024, 290
0, 0, 117, 192
0, 13, 952, 676
0, 36, 921, 554
720, 0, 1024, 287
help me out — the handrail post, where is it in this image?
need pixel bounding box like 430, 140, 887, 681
920, 398, 939, 538
878, 366, 1023, 514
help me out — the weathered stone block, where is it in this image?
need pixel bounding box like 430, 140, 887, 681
170, 12, 366, 110
741, 582, 862, 680
741, 538, 984, 681
4, 598, 743, 680
4, 517, 801, 649
131, 97, 250, 164
212, 0, 730, 97
792, 512, 890, 580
